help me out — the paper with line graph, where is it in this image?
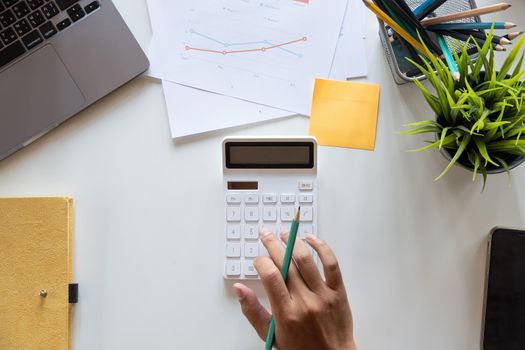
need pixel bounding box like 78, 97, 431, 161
148, 0, 348, 115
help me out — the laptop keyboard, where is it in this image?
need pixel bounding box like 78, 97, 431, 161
0, 0, 100, 70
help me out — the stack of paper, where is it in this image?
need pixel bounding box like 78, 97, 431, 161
146, 0, 367, 138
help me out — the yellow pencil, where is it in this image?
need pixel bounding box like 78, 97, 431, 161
362, 0, 432, 60
421, 3, 511, 27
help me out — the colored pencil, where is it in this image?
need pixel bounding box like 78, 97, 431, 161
375, 0, 418, 38
413, 0, 448, 20
440, 30, 506, 51
400, 37, 431, 78
437, 34, 460, 80
421, 3, 512, 27
427, 22, 516, 31
376, 0, 442, 54
392, 0, 414, 16
503, 31, 524, 41
363, 0, 433, 59
400, 36, 426, 67
456, 30, 511, 45
264, 208, 301, 350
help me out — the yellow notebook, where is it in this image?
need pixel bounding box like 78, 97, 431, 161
0, 197, 74, 350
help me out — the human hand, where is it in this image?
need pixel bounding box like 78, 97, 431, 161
233, 228, 357, 350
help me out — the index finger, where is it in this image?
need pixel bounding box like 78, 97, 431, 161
254, 256, 292, 316
280, 231, 324, 293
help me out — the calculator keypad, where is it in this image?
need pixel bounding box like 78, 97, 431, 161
225, 184, 316, 278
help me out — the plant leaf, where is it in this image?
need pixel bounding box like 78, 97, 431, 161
439, 127, 449, 149
498, 34, 525, 80
398, 126, 441, 135
494, 156, 512, 185
487, 139, 525, 151
403, 120, 440, 127
480, 164, 488, 192
408, 134, 457, 152
471, 152, 481, 181
435, 134, 471, 180
473, 136, 499, 166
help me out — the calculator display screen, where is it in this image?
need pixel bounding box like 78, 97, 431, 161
225, 142, 314, 169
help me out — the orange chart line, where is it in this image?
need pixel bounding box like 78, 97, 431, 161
185, 37, 307, 55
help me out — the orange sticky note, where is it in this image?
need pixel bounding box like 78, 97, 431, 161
308, 78, 380, 150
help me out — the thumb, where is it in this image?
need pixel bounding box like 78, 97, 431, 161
233, 283, 272, 341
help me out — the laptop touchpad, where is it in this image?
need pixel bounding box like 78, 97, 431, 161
0, 45, 85, 154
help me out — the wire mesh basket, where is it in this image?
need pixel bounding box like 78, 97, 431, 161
378, 0, 481, 84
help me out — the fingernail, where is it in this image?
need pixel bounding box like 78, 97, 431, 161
280, 231, 287, 239
306, 234, 317, 241
260, 227, 272, 238
233, 283, 245, 301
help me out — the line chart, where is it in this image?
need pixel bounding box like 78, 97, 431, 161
184, 29, 307, 57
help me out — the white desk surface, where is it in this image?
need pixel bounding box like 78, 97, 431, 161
1, 1, 524, 349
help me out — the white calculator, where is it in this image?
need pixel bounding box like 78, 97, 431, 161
223, 137, 318, 279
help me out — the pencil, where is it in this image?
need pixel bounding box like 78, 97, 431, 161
392, 0, 414, 16
427, 22, 516, 31
399, 36, 427, 77
413, 0, 448, 20
456, 30, 511, 45
437, 35, 460, 80
503, 31, 524, 41
421, 3, 512, 27
400, 36, 425, 66
375, 0, 418, 38
363, 0, 433, 59
378, 0, 442, 54
439, 30, 506, 51
264, 207, 301, 350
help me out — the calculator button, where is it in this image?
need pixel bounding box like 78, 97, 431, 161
243, 261, 258, 276
244, 243, 259, 258
226, 207, 241, 222
280, 206, 294, 222
262, 207, 277, 222
263, 194, 277, 203
299, 180, 313, 191
298, 224, 313, 239
298, 194, 313, 203
226, 194, 241, 204
245, 207, 259, 221
280, 194, 296, 203
244, 224, 259, 240
225, 260, 241, 276
244, 194, 259, 204
300, 206, 314, 222
226, 243, 241, 258
259, 241, 269, 256
226, 224, 241, 240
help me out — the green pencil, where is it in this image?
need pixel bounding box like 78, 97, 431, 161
265, 207, 301, 350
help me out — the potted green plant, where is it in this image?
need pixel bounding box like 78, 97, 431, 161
401, 30, 525, 189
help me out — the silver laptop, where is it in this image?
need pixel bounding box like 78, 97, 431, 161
0, 0, 149, 161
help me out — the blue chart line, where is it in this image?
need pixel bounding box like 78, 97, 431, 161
186, 29, 305, 58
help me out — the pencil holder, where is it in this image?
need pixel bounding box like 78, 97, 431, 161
378, 0, 481, 84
